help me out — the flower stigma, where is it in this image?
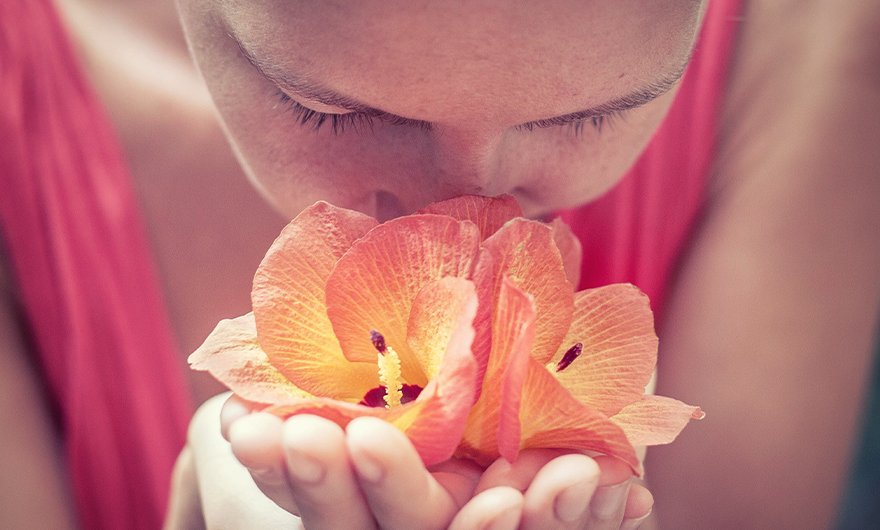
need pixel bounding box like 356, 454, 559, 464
370, 330, 404, 408
554, 342, 584, 372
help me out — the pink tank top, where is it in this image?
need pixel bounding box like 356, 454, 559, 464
0, 0, 740, 528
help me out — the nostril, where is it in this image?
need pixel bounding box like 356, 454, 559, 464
374, 190, 407, 222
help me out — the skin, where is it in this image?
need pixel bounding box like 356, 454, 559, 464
178, 0, 703, 221
3, 0, 880, 528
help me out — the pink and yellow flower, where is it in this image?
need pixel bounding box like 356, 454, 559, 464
190, 195, 703, 471
189, 201, 485, 465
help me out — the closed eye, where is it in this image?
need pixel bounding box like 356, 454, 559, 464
275, 91, 432, 134
514, 110, 627, 136
275, 90, 626, 137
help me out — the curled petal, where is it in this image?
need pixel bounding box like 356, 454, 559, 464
326, 215, 481, 386
497, 280, 537, 463
549, 217, 583, 288
401, 283, 480, 463
417, 194, 523, 241
252, 201, 379, 399
476, 219, 574, 365
459, 279, 641, 474
407, 278, 477, 381
189, 313, 313, 403
269, 289, 479, 466
460, 276, 535, 464
610, 395, 705, 447
550, 284, 658, 416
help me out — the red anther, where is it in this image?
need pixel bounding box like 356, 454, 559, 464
556, 342, 583, 372
359, 384, 423, 407
370, 329, 387, 354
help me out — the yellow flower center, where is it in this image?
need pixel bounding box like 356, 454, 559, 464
377, 346, 403, 408
370, 329, 404, 409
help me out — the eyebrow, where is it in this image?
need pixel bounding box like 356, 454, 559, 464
232, 33, 690, 131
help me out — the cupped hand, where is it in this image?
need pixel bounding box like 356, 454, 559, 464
221, 394, 654, 530
224, 401, 484, 530
463, 450, 654, 530
164, 392, 303, 530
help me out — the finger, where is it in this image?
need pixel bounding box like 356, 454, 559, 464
584, 455, 634, 530
162, 446, 205, 530
620, 483, 654, 530
474, 449, 569, 495
427, 458, 485, 509
227, 412, 300, 515
448, 487, 524, 530
520, 453, 600, 530
187, 394, 300, 529
220, 393, 264, 441
282, 414, 377, 530
346, 416, 467, 530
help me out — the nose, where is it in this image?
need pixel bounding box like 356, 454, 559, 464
405, 126, 514, 211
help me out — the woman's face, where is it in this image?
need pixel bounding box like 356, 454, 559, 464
178, 0, 703, 220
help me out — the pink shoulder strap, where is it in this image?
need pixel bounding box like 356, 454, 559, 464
0, 2, 193, 529
559, 0, 743, 324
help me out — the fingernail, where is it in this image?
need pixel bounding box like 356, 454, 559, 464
590, 481, 630, 520
284, 449, 325, 484
250, 466, 287, 486
554, 480, 591, 522
620, 509, 652, 530
485, 505, 521, 530
350, 450, 385, 483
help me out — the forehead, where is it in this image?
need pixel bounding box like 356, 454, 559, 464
218, 0, 701, 125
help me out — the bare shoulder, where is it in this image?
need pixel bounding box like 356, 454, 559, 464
709, 0, 880, 291
718, 0, 880, 192
710, 0, 880, 287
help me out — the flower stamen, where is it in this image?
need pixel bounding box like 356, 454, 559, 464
370, 330, 403, 408
555, 342, 583, 372
370, 329, 387, 353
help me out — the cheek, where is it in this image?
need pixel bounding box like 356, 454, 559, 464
505, 93, 677, 217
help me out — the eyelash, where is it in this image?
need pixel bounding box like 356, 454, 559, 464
274, 90, 623, 137
275, 91, 430, 134
516, 111, 623, 136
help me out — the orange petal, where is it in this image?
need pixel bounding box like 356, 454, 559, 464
460, 276, 536, 464
417, 194, 523, 240
515, 360, 643, 475
407, 277, 477, 381
549, 284, 658, 416
475, 219, 574, 365
189, 313, 313, 403
326, 215, 481, 386
610, 395, 705, 447
252, 201, 379, 400
399, 282, 480, 464
268, 289, 479, 466
549, 217, 582, 288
